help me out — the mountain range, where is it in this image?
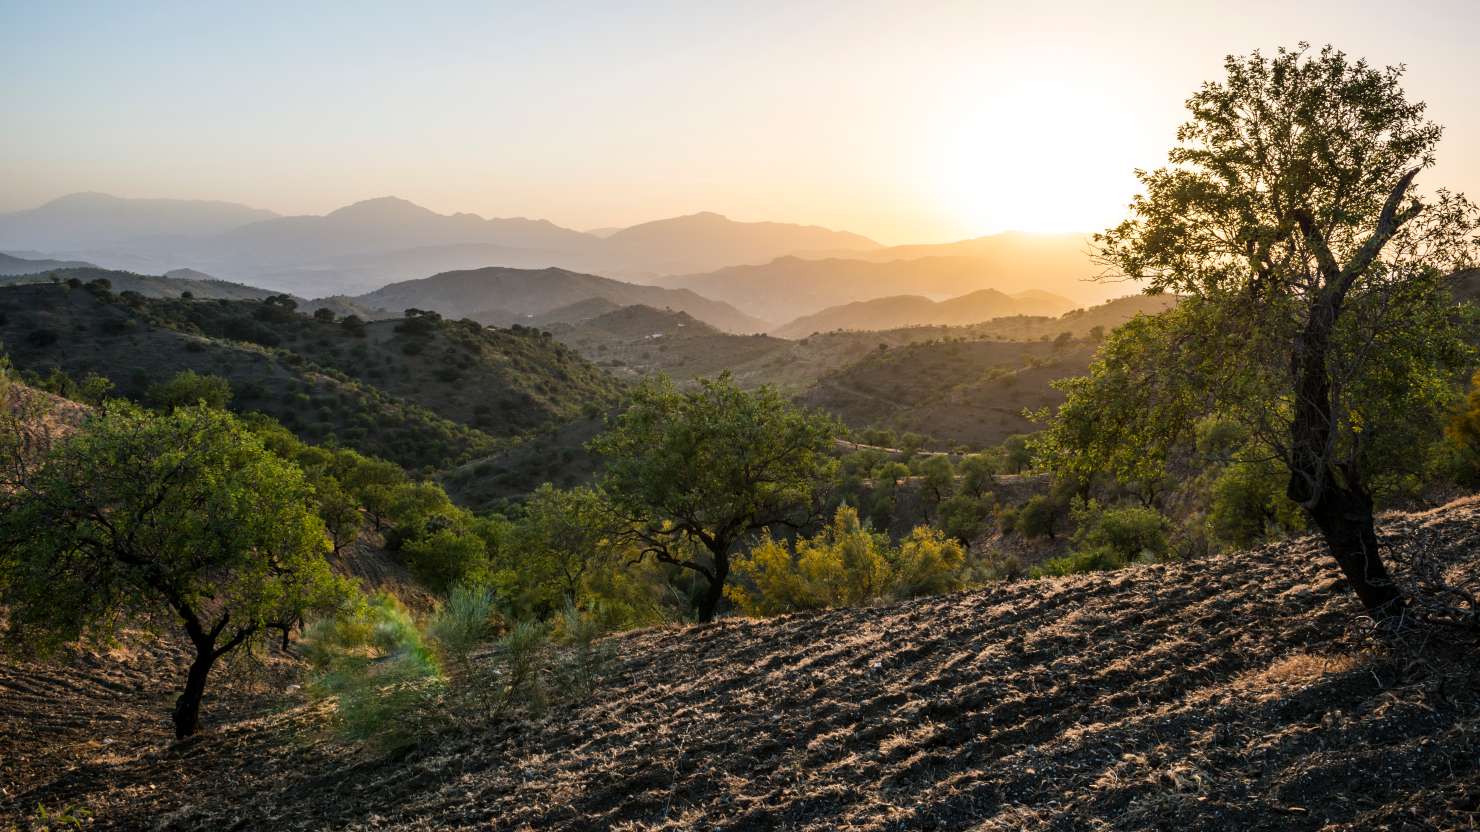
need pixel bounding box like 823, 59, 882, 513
347, 266, 767, 333
655, 241, 1104, 324
769, 287, 1076, 338
1, 194, 881, 297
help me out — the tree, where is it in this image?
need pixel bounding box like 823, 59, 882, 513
1015, 494, 1060, 540
0, 404, 348, 738
1000, 434, 1033, 475
147, 369, 233, 411
509, 485, 617, 613
590, 374, 838, 622
918, 455, 955, 507
313, 307, 337, 323
1077, 45, 1478, 617
340, 314, 367, 337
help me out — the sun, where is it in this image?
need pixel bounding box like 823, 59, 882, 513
927, 77, 1146, 236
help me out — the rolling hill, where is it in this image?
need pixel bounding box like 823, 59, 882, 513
0, 252, 95, 274
553, 294, 1179, 399
0, 283, 620, 471
5, 496, 1477, 829
798, 338, 1099, 448
656, 253, 1094, 323
772, 288, 1077, 338
597, 211, 879, 275
2, 195, 890, 298
0, 266, 288, 301
350, 266, 767, 333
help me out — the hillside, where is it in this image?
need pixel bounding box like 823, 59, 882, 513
799, 339, 1098, 447
0, 284, 619, 470
5, 498, 1478, 829
552, 295, 1175, 399
352, 265, 766, 333
598, 211, 879, 275
657, 253, 1093, 323
0, 266, 287, 301
772, 288, 1077, 338
0, 252, 94, 274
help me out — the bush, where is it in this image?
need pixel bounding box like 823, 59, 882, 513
147, 369, 233, 410
304, 594, 442, 749
727, 506, 969, 617
1035, 501, 1170, 577
1015, 495, 1060, 539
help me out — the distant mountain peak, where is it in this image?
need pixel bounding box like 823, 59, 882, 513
326, 196, 438, 221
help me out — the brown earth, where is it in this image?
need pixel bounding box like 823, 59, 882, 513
3, 500, 1479, 830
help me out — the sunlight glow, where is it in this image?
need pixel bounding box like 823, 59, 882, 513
929, 77, 1149, 235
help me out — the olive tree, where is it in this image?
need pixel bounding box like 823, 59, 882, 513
0, 403, 349, 738
590, 374, 838, 623
1046, 45, 1478, 617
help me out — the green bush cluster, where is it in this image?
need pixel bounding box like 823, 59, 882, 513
726, 506, 967, 616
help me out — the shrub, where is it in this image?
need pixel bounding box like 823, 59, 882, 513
304, 594, 442, 749
728, 506, 969, 617
1015, 495, 1060, 539
888, 525, 967, 599
1035, 501, 1170, 577
147, 369, 232, 410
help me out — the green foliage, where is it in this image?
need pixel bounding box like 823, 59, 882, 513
890, 525, 969, 598
1207, 460, 1305, 550
10, 802, 92, 832
937, 492, 996, 545
1077, 44, 1479, 609
0, 404, 350, 734
306, 587, 606, 747
591, 373, 839, 622
303, 593, 442, 748
918, 454, 955, 505
957, 453, 997, 497
727, 506, 967, 617
498, 484, 616, 618
146, 369, 233, 410
1001, 434, 1032, 474
1036, 502, 1170, 577
1015, 495, 1060, 540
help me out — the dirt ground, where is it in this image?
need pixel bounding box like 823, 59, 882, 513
3, 500, 1479, 831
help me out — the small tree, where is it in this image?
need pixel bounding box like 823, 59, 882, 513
0, 404, 348, 738
590, 374, 838, 622
509, 485, 617, 613
147, 369, 233, 411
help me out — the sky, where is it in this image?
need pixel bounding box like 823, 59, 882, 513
3, 0, 1479, 244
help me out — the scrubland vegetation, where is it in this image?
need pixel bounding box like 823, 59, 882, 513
4, 42, 1480, 830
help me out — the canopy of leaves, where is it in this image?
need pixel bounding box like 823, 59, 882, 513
0, 403, 348, 654
1049, 44, 1479, 504
591, 374, 839, 568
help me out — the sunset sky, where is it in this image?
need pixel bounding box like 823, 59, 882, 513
4, 0, 1479, 243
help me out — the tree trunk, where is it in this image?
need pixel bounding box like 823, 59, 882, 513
1304, 485, 1403, 618
695, 545, 730, 624
173, 646, 216, 739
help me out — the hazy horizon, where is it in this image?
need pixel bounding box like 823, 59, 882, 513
6, 0, 1480, 244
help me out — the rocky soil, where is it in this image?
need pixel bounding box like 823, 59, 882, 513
3, 500, 1479, 830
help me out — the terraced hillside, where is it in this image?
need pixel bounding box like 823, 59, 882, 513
3, 500, 1477, 830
